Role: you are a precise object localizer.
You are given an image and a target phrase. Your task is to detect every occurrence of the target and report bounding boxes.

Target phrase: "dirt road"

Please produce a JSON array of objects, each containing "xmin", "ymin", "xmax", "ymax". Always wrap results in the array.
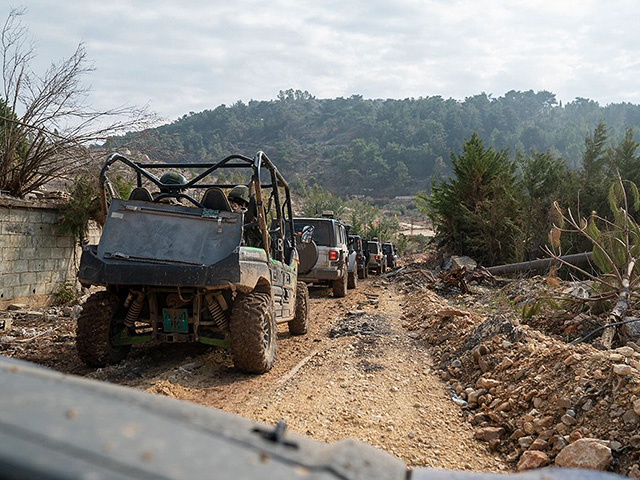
[{"xmin": 2, "ymin": 278, "xmax": 508, "ymax": 472}]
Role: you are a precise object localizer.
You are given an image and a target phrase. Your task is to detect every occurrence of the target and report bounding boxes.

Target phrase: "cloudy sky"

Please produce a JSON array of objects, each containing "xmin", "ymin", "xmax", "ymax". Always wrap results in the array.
[{"xmin": 9, "ymin": 0, "xmax": 640, "ymax": 123}]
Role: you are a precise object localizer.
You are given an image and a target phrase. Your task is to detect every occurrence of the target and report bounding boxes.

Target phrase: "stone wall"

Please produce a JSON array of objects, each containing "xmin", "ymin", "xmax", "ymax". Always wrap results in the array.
[{"xmin": 0, "ymin": 199, "xmax": 99, "ymax": 307}]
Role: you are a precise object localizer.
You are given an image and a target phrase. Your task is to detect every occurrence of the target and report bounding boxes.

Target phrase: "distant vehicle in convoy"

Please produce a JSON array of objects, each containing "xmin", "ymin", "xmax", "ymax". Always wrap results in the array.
[
  {"xmin": 76, "ymin": 151, "xmax": 309, "ymax": 374},
  {"xmin": 382, "ymin": 242, "xmax": 398, "ymax": 269},
  {"xmin": 367, "ymin": 239, "xmax": 386, "ymax": 274},
  {"xmin": 349, "ymin": 234, "xmax": 368, "ymax": 279},
  {"xmin": 293, "ymin": 214, "xmax": 355, "ymax": 297}
]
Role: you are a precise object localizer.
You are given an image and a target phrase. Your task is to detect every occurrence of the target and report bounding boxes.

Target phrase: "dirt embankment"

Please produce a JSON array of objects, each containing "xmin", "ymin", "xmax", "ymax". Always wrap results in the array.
[
  {"xmin": 1, "ymin": 278, "xmax": 508, "ymax": 473},
  {"xmin": 392, "ymin": 264, "xmax": 640, "ymax": 477}
]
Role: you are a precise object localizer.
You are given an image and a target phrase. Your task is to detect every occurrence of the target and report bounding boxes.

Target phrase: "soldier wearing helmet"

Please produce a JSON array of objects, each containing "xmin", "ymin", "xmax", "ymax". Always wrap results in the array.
[
  {"xmin": 159, "ymin": 172, "xmax": 187, "ymax": 192},
  {"xmin": 227, "ymin": 185, "xmax": 250, "ymax": 212},
  {"xmin": 156, "ymin": 171, "xmax": 187, "ymax": 203}
]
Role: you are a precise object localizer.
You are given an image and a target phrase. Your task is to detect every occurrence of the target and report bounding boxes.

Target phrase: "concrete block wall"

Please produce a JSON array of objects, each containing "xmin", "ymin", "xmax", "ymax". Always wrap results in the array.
[{"xmin": 0, "ymin": 200, "xmax": 100, "ymax": 306}]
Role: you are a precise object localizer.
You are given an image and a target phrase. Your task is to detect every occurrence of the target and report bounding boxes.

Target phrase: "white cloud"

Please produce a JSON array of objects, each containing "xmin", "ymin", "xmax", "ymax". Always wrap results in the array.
[{"xmin": 7, "ymin": 0, "xmax": 640, "ymax": 121}]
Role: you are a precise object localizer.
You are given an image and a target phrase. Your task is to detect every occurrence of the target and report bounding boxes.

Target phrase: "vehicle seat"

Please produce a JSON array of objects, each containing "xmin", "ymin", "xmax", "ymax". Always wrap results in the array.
[
  {"xmin": 128, "ymin": 187, "xmax": 153, "ymax": 202},
  {"xmin": 201, "ymin": 187, "xmax": 231, "ymax": 211}
]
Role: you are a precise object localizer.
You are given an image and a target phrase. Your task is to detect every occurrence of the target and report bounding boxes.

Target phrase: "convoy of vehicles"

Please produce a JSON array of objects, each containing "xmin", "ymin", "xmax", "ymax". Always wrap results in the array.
[
  {"xmin": 14, "ymin": 148, "xmax": 590, "ymax": 480},
  {"xmin": 74, "ymin": 150, "xmax": 398, "ymax": 376}
]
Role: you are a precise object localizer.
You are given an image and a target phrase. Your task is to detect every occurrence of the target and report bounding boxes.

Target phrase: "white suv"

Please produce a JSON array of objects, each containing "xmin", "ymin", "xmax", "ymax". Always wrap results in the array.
[{"xmin": 294, "ymin": 216, "xmax": 357, "ymax": 297}]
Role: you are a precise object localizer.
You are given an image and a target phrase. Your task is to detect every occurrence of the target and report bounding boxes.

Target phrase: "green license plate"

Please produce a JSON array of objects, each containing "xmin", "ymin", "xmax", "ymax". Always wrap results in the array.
[{"xmin": 162, "ymin": 308, "xmax": 188, "ymax": 333}]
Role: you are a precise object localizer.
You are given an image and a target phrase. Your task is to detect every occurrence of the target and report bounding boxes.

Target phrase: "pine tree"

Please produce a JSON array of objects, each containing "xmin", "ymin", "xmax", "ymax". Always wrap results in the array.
[{"xmin": 423, "ymin": 133, "xmax": 523, "ymax": 265}]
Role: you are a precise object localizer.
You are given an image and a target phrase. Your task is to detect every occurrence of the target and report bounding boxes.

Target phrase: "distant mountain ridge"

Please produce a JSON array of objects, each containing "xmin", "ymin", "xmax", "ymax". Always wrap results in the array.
[{"xmin": 107, "ymin": 89, "xmax": 640, "ymax": 197}]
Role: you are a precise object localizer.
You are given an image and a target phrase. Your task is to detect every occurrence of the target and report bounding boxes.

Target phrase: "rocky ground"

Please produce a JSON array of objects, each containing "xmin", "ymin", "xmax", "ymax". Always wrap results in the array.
[
  {"xmin": 2, "ymin": 256, "xmax": 640, "ymax": 476},
  {"xmin": 393, "ymin": 256, "xmax": 640, "ymax": 477}
]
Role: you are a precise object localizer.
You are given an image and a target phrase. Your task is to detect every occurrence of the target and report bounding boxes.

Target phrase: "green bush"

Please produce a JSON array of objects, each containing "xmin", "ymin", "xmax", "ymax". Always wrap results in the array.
[
  {"xmin": 57, "ymin": 175, "xmax": 102, "ymax": 246},
  {"xmin": 301, "ymin": 184, "xmax": 345, "ymax": 218},
  {"xmin": 52, "ymin": 282, "xmax": 79, "ymax": 306}
]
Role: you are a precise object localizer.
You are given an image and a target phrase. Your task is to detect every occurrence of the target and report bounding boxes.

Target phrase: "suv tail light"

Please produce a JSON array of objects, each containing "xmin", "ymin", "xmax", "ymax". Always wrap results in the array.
[
  {"xmin": 375, "ymin": 255, "xmax": 380, "ymax": 261},
  {"xmin": 328, "ymin": 250, "xmax": 339, "ymax": 261}
]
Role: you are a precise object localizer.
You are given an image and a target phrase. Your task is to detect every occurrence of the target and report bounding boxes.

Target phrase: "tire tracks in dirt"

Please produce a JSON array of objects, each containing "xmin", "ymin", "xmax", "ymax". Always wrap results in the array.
[{"xmin": 235, "ymin": 279, "xmax": 509, "ymax": 472}]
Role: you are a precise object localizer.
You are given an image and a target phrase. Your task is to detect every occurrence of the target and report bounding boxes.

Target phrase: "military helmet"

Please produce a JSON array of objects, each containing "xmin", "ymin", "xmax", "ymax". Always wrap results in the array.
[
  {"xmin": 228, "ymin": 185, "xmax": 250, "ymax": 205},
  {"xmin": 160, "ymin": 171, "xmax": 187, "ymax": 186}
]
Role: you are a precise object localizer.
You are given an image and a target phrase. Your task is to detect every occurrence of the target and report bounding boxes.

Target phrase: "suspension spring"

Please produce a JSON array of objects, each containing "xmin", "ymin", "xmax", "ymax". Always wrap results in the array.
[
  {"xmin": 205, "ymin": 292, "xmax": 228, "ymax": 329},
  {"xmin": 124, "ymin": 291, "xmax": 145, "ymax": 328}
]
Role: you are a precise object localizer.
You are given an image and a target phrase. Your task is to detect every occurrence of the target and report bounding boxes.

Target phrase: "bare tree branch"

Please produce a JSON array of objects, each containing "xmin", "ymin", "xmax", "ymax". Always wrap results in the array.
[{"xmin": 0, "ymin": 8, "xmax": 158, "ymax": 197}]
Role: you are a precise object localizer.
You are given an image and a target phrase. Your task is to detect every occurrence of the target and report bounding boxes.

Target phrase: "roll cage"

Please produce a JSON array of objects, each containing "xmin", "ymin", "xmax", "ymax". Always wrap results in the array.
[{"xmin": 99, "ymin": 151, "xmax": 297, "ymax": 263}]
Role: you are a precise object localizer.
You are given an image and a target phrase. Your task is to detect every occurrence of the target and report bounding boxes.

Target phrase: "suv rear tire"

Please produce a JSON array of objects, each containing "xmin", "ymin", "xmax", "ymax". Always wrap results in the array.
[
  {"xmin": 288, "ymin": 282, "xmax": 309, "ymax": 335},
  {"xmin": 76, "ymin": 291, "xmax": 131, "ymax": 367},
  {"xmin": 229, "ymin": 291, "xmax": 276, "ymax": 373},
  {"xmin": 332, "ymin": 265, "xmax": 348, "ymax": 298}
]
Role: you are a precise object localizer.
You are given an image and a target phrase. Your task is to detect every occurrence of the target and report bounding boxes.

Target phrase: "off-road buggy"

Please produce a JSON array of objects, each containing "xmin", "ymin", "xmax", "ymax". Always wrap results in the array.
[{"xmin": 76, "ymin": 151, "xmax": 309, "ymax": 373}]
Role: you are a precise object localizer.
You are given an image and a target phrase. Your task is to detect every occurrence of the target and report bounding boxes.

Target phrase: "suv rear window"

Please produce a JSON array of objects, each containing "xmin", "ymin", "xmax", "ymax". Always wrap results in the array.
[
  {"xmin": 367, "ymin": 242, "xmax": 379, "ymax": 253},
  {"xmin": 294, "ymin": 220, "xmax": 333, "ymax": 246},
  {"xmin": 382, "ymin": 244, "xmax": 392, "ymax": 255}
]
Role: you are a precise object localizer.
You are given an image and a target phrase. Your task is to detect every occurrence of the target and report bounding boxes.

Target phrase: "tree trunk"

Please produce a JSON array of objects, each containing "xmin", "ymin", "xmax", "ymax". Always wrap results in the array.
[{"xmin": 486, "ymin": 252, "xmax": 592, "ymax": 276}]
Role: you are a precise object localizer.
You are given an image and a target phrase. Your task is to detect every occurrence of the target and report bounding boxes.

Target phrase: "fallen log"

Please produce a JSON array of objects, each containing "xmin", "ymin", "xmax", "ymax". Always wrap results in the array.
[{"xmin": 486, "ymin": 252, "xmax": 592, "ymax": 276}]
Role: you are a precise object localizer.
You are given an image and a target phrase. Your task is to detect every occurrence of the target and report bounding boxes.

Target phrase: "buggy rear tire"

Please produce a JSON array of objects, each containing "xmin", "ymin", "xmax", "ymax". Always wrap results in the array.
[
  {"xmin": 347, "ymin": 269, "xmax": 357, "ymax": 289},
  {"xmin": 76, "ymin": 291, "xmax": 131, "ymax": 367},
  {"xmin": 332, "ymin": 265, "xmax": 348, "ymax": 298},
  {"xmin": 229, "ymin": 291, "xmax": 276, "ymax": 373},
  {"xmin": 288, "ymin": 282, "xmax": 309, "ymax": 335}
]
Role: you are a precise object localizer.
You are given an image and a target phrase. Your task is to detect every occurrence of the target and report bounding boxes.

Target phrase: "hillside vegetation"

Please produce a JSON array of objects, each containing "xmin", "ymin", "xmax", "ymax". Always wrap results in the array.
[{"xmin": 108, "ymin": 89, "xmax": 640, "ymax": 197}]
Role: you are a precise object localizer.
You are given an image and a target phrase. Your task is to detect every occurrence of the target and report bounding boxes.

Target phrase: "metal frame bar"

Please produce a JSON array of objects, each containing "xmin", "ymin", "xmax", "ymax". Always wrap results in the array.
[{"xmin": 99, "ymin": 150, "xmax": 297, "ymax": 261}]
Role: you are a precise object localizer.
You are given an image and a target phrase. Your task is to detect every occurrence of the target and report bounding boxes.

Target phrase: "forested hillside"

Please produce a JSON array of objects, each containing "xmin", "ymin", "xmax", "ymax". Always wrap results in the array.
[{"xmin": 107, "ymin": 89, "xmax": 640, "ymax": 197}]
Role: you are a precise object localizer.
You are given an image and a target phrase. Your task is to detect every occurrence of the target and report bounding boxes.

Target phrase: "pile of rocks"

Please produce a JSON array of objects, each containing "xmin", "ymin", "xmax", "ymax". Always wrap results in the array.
[{"xmin": 400, "ymin": 282, "xmax": 640, "ymax": 476}]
